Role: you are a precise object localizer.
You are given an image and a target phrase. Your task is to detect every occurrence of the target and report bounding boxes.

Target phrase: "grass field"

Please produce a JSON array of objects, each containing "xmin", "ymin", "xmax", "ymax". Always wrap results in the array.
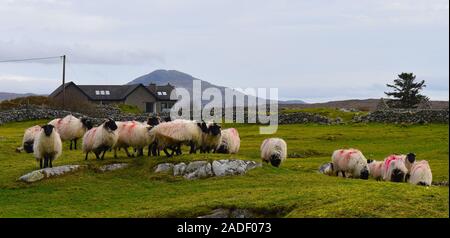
[{"xmin": 0, "ymin": 120, "xmax": 448, "ymax": 218}]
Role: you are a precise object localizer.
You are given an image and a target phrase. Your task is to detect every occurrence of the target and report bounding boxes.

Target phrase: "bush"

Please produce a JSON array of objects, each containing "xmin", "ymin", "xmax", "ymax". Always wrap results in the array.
[
  {"xmin": 0, "ymin": 96, "xmax": 50, "ymax": 111},
  {"xmin": 118, "ymin": 104, "xmax": 142, "ymax": 114}
]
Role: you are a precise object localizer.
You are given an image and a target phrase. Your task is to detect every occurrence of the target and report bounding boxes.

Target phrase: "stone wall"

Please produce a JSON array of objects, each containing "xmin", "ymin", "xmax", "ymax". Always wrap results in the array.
[{"xmin": 353, "ymin": 109, "xmax": 449, "ymax": 124}]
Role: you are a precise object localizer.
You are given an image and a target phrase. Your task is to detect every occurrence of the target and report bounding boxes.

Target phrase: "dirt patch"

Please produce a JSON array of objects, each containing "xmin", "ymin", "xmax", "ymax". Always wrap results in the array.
[
  {"xmin": 317, "ymin": 133, "xmax": 344, "ymax": 141},
  {"xmin": 432, "ymin": 181, "xmax": 449, "ymax": 186},
  {"xmin": 288, "ymin": 149, "xmax": 328, "ymax": 158}
]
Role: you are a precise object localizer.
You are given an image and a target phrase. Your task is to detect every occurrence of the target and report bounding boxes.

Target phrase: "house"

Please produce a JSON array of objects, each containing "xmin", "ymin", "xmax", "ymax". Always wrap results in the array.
[{"xmin": 49, "ymin": 81, "xmax": 177, "ymax": 113}]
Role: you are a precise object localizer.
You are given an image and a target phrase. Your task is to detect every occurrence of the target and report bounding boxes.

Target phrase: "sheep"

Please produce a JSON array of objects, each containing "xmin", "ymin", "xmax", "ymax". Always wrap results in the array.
[
  {"xmin": 200, "ymin": 122, "xmax": 221, "ymax": 153},
  {"xmin": 367, "ymin": 159, "xmax": 383, "ymax": 180},
  {"xmin": 16, "ymin": 125, "xmax": 42, "ymax": 153},
  {"xmin": 147, "ymin": 116, "xmax": 161, "ymax": 156},
  {"xmin": 114, "ymin": 121, "xmax": 153, "ymax": 158},
  {"xmin": 408, "ymin": 160, "xmax": 432, "ymax": 186},
  {"xmin": 33, "ymin": 124, "xmax": 62, "ymax": 168},
  {"xmin": 82, "ymin": 119, "xmax": 118, "ymax": 160},
  {"xmin": 331, "ymin": 149, "xmax": 369, "ymax": 179},
  {"xmin": 216, "ymin": 128, "xmax": 240, "ymax": 154},
  {"xmin": 260, "ymin": 138, "xmax": 287, "ymax": 167},
  {"xmin": 318, "ymin": 162, "xmax": 334, "ymax": 176},
  {"xmin": 381, "ymin": 154, "xmax": 410, "ymax": 182},
  {"xmin": 149, "ymin": 119, "xmax": 208, "ymax": 157},
  {"xmin": 49, "ymin": 115, "xmax": 93, "ymax": 150}
]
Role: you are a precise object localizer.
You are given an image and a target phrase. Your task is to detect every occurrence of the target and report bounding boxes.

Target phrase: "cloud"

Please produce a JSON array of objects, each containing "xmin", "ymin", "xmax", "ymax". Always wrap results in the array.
[{"xmin": 0, "ymin": 74, "xmax": 60, "ymax": 94}]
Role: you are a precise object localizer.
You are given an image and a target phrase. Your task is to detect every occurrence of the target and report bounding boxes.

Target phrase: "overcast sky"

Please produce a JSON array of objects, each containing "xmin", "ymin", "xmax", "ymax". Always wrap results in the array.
[{"xmin": 0, "ymin": 0, "xmax": 448, "ymax": 102}]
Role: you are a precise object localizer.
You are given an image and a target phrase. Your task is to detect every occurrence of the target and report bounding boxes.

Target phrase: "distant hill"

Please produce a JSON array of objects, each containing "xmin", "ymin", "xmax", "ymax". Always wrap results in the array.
[
  {"xmin": 280, "ymin": 99, "xmax": 307, "ymax": 104},
  {"xmin": 280, "ymin": 98, "xmax": 449, "ymax": 111},
  {"xmin": 128, "ymin": 69, "xmax": 268, "ymax": 106},
  {"xmin": 0, "ymin": 92, "xmax": 36, "ymax": 101}
]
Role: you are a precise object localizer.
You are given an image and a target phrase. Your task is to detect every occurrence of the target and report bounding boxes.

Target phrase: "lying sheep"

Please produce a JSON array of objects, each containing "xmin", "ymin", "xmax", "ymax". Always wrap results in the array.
[
  {"xmin": 82, "ymin": 119, "xmax": 118, "ymax": 160},
  {"xmin": 408, "ymin": 160, "xmax": 432, "ymax": 186},
  {"xmin": 114, "ymin": 121, "xmax": 153, "ymax": 157},
  {"xmin": 318, "ymin": 162, "xmax": 334, "ymax": 176},
  {"xmin": 16, "ymin": 125, "xmax": 42, "ymax": 153},
  {"xmin": 33, "ymin": 124, "xmax": 62, "ymax": 168},
  {"xmin": 381, "ymin": 154, "xmax": 409, "ymax": 182},
  {"xmin": 49, "ymin": 115, "xmax": 93, "ymax": 150},
  {"xmin": 260, "ymin": 138, "xmax": 287, "ymax": 167},
  {"xmin": 367, "ymin": 160, "xmax": 383, "ymax": 180},
  {"xmin": 200, "ymin": 122, "xmax": 221, "ymax": 153},
  {"xmin": 149, "ymin": 119, "xmax": 207, "ymax": 157},
  {"xmin": 216, "ymin": 128, "xmax": 240, "ymax": 154},
  {"xmin": 331, "ymin": 149, "xmax": 369, "ymax": 179}
]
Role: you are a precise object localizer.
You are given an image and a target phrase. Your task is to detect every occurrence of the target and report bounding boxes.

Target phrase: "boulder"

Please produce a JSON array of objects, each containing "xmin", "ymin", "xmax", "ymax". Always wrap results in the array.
[
  {"xmin": 97, "ymin": 163, "xmax": 129, "ymax": 172},
  {"xmin": 154, "ymin": 163, "xmax": 174, "ymax": 173},
  {"xmin": 184, "ymin": 161, "xmax": 213, "ymax": 180},
  {"xmin": 18, "ymin": 165, "xmax": 83, "ymax": 183},
  {"xmin": 173, "ymin": 162, "xmax": 187, "ymax": 176},
  {"xmin": 212, "ymin": 159, "xmax": 261, "ymax": 177}
]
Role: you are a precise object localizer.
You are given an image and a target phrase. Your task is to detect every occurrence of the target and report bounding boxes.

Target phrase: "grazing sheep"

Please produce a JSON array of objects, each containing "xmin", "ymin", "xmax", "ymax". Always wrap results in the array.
[
  {"xmin": 260, "ymin": 138, "xmax": 287, "ymax": 167},
  {"xmin": 381, "ymin": 154, "xmax": 409, "ymax": 182},
  {"xmin": 408, "ymin": 160, "xmax": 432, "ymax": 186},
  {"xmin": 114, "ymin": 121, "xmax": 153, "ymax": 157},
  {"xmin": 319, "ymin": 162, "xmax": 334, "ymax": 176},
  {"xmin": 216, "ymin": 128, "xmax": 240, "ymax": 154},
  {"xmin": 331, "ymin": 149, "xmax": 369, "ymax": 179},
  {"xmin": 16, "ymin": 125, "xmax": 42, "ymax": 153},
  {"xmin": 367, "ymin": 160, "xmax": 383, "ymax": 180},
  {"xmin": 49, "ymin": 115, "xmax": 93, "ymax": 150},
  {"xmin": 82, "ymin": 119, "xmax": 118, "ymax": 160},
  {"xmin": 200, "ymin": 122, "xmax": 221, "ymax": 153},
  {"xmin": 33, "ymin": 124, "xmax": 62, "ymax": 168},
  {"xmin": 149, "ymin": 119, "xmax": 207, "ymax": 157}
]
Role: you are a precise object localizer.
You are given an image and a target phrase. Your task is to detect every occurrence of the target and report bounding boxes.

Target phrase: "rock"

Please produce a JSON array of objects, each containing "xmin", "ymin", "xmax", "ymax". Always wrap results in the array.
[
  {"xmin": 154, "ymin": 163, "xmax": 174, "ymax": 173},
  {"xmin": 173, "ymin": 162, "xmax": 187, "ymax": 176},
  {"xmin": 18, "ymin": 165, "xmax": 83, "ymax": 183},
  {"xmin": 184, "ymin": 161, "xmax": 213, "ymax": 180},
  {"xmin": 98, "ymin": 163, "xmax": 129, "ymax": 172},
  {"xmin": 198, "ymin": 208, "xmax": 256, "ymax": 218},
  {"xmin": 198, "ymin": 209, "xmax": 230, "ymax": 218},
  {"xmin": 212, "ymin": 159, "xmax": 261, "ymax": 177}
]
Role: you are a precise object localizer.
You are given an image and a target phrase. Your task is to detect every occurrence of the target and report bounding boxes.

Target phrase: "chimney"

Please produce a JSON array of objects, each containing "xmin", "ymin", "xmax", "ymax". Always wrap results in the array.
[{"xmin": 148, "ymin": 83, "xmax": 156, "ymax": 93}]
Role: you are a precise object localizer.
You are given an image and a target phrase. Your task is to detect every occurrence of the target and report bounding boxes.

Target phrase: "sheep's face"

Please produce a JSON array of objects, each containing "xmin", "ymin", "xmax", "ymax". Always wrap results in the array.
[
  {"xmin": 41, "ymin": 124, "xmax": 55, "ymax": 137},
  {"xmin": 390, "ymin": 160, "xmax": 407, "ymax": 182},
  {"xmin": 81, "ymin": 117, "xmax": 93, "ymax": 130},
  {"xmin": 354, "ymin": 160, "xmax": 369, "ymax": 180},
  {"xmin": 406, "ymin": 153, "xmax": 416, "ymax": 164},
  {"xmin": 208, "ymin": 123, "xmax": 221, "ymax": 136},
  {"xmin": 147, "ymin": 117, "xmax": 160, "ymax": 126},
  {"xmin": 270, "ymin": 154, "xmax": 282, "ymax": 167},
  {"xmin": 105, "ymin": 119, "xmax": 118, "ymax": 131},
  {"xmin": 197, "ymin": 122, "xmax": 208, "ymax": 133}
]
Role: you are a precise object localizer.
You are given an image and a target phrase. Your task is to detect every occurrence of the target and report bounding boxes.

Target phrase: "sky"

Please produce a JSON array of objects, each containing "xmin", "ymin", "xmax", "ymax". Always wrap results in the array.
[{"xmin": 0, "ymin": 0, "xmax": 448, "ymax": 103}]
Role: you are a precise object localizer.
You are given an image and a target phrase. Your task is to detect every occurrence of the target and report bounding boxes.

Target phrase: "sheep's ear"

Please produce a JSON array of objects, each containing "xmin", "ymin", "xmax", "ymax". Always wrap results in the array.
[{"xmin": 367, "ymin": 159, "xmax": 373, "ymax": 164}]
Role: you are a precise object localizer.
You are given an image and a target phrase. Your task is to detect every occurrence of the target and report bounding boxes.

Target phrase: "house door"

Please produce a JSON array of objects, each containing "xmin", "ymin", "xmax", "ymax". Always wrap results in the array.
[{"xmin": 146, "ymin": 102, "xmax": 154, "ymax": 113}]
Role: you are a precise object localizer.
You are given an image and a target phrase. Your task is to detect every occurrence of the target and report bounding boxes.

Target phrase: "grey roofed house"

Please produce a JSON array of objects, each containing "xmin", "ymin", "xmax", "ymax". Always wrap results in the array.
[{"xmin": 49, "ymin": 81, "xmax": 177, "ymax": 113}]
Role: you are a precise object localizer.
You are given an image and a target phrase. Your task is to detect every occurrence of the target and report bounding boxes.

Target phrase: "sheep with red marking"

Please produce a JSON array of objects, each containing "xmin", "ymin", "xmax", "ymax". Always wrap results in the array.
[
  {"xmin": 16, "ymin": 125, "xmax": 42, "ymax": 153},
  {"xmin": 33, "ymin": 124, "xmax": 62, "ymax": 168},
  {"xmin": 113, "ymin": 121, "xmax": 154, "ymax": 157},
  {"xmin": 331, "ymin": 149, "xmax": 369, "ymax": 179},
  {"xmin": 381, "ymin": 153, "xmax": 416, "ymax": 182},
  {"xmin": 260, "ymin": 138, "xmax": 287, "ymax": 167},
  {"xmin": 49, "ymin": 115, "xmax": 93, "ymax": 150},
  {"xmin": 216, "ymin": 128, "xmax": 240, "ymax": 154},
  {"xmin": 82, "ymin": 119, "xmax": 118, "ymax": 160},
  {"xmin": 408, "ymin": 160, "xmax": 432, "ymax": 186}
]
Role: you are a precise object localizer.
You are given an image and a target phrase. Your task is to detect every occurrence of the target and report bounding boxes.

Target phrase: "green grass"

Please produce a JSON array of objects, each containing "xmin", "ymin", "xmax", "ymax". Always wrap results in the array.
[
  {"xmin": 118, "ymin": 104, "xmax": 142, "ymax": 114},
  {"xmin": 0, "ymin": 120, "xmax": 448, "ymax": 217},
  {"xmin": 280, "ymin": 107, "xmax": 369, "ymax": 122}
]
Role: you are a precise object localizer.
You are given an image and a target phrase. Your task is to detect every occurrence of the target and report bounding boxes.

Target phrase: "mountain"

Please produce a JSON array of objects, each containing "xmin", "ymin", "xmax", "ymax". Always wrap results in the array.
[
  {"xmin": 0, "ymin": 92, "xmax": 36, "ymax": 101},
  {"xmin": 128, "ymin": 69, "xmax": 271, "ymax": 106},
  {"xmin": 279, "ymin": 99, "xmax": 308, "ymax": 104}
]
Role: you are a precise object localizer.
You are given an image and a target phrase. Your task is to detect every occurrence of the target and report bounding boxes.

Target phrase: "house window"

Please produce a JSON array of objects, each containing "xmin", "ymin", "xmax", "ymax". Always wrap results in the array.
[
  {"xmin": 157, "ymin": 92, "xmax": 162, "ymax": 95},
  {"xmin": 161, "ymin": 103, "xmax": 167, "ymax": 109},
  {"xmin": 105, "ymin": 90, "xmax": 110, "ymax": 95},
  {"xmin": 100, "ymin": 90, "xmax": 105, "ymax": 95},
  {"xmin": 162, "ymin": 92, "xmax": 167, "ymax": 95},
  {"xmin": 95, "ymin": 90, "xmax": 100, "ymax": 95}
]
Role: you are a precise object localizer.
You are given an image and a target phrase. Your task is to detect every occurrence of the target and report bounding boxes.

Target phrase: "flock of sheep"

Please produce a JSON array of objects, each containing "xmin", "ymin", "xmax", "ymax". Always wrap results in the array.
[
  {"xmin": 16, "ymin": 114, "xmax": 432, "ymax": 186},
  {"xmin": 319, "ymin": 148, "xmax": 433, "ymax": 186}
]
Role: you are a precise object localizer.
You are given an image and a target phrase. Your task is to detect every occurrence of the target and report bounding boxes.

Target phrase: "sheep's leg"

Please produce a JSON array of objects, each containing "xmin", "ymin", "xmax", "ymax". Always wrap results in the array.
[
  {"xmin": 189, "ymin": 142, "xmax": 196, "ymax": 154},
  {"xmin": 39, "ymin": 159, "xmax": 43, "ymax": 169},
  {"xmin": 49, "ymin": 158, "xmax": 53, "ymax": 168},
  {"xmin": 341, "ymin": 171, "xmax": 346, "ymax": 178},
  {"xmin": 43, "ymin": 156, "xmax": 48, "ymax": 168},
  {"xmin": 74, "ymin": 139, "xmax": 78, "ymax": 150},
  {"xmin": 94, "ymin": 152, "xmax": 100, "ymax": 160},
  {"xmin": 85, "ymin": 152, "xmax": 89, "ymax": 160},
  {"xmin": 124, "ymin": 147, "xmax": 132, "ymax": 157},
  {"xmin": 114, "ymin": 148, "xmax": 118, "ymax": 158},
  {"xmin": 101, "ymin": 148, "xmax": 107, "ymax": 160},
  {"xmin": 138, "ymin": 148, "xmax": 143, "ymax": 157},
  {"xmin": 163, "ymin": 148, "xmax": 172, "ymax": 157}
]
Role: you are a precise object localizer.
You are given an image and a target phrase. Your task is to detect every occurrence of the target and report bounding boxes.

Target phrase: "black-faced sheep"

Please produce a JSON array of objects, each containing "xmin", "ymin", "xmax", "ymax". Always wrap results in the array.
[
  {"xmin": 200, "ymin": 122, "xmax": 221, "ymax": 153},
  {"xmin": 331, "ymin": 149, "xmax": 369, "ymax": 179},
  {"xmin": 216, "ymin": 128, "xmax": 240, "ymax": 154},
  {"xmin": 49, "ymin": 115, "xmax": 93, "ymax": 150},
  {"xmin": 408, "ymin": 160, "xmax": 432, "ymax": 186},
  {"xmin": 82, "ymin": 119, "xmax": 118, "ymax": 160},
  {"xmin": 381, "ymin": 153, "xmax": 415, "ymax": 182},
  {"xmin": 33, "ymin": 124, "xmax": 62, "ymax": 168},
  {"xmin": 260, "ymin": 138, "xmax": 287, "ymax": 167}
]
